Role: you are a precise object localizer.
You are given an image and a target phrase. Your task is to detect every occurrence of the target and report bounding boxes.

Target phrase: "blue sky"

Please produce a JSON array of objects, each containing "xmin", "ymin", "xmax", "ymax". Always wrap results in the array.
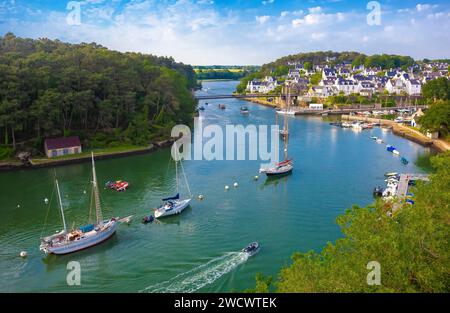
[{"xmin": 0, "ymin": 0, "xmax": 449, "ymax": 64}]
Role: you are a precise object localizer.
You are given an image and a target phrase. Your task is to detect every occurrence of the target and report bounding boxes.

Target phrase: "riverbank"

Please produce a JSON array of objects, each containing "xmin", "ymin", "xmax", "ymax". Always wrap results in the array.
[
  {"xmin": 0, "ymin": 140, "xmax": 174, "ymax": 171},
  {"xmin": 341, "ymin": 115, "xmax": 449, "ymax": 152},
  {"xmin": 242, "ymin": 97, "xmax": 278, "ymax": 108}
]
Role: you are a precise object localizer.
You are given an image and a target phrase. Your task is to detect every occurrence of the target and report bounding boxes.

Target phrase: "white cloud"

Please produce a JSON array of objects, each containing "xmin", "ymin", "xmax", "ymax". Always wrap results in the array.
[
  {"xmin": 311, "ymin": 32, "xmax": 326, "ymax": 40},
  {"xmin": 416, "ymin": 4, "xmax": 438, "ymax": 12},
  {"xmin": 262, "ymin": 0, "xmax": 275, "ymax": 5},
  {"xmin": 308, "ymin": 6, "xmax": 322, "ymax": 14},
  {"xmin": 256, "ymin": 15, "xmax": 270, "ymax": 24}
]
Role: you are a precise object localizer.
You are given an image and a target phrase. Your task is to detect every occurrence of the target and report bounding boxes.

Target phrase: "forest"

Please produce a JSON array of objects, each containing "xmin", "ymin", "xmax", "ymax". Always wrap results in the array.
[{"xmin": 0, "ymin": 33, "xmax": 198, "ymax": 159}]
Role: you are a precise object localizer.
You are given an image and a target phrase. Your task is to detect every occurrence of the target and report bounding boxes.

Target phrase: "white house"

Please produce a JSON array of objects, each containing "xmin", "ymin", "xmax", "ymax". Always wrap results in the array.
[
  {"xmin": 322, "ymin": 68, "xmax": 337, "ymax": 80},
  {"xmin": 410, "ymin": 109, "xmax": 424, "ymax": 127},
  {"xmin": 335, "ymin": 78, "xmax": 359, "ymax": 95},
  {"xmin": 406, "ymin": 79, "xmax": 422, "ymax": 95},
  {"xmin": 309, "ymin": 103, "xmax": 323, "ymax": 110},
  {"xmin": 385, "ymin": 78, "xmax": 406, "ymax": 94},
  {"xmin": 246, "ymin": 77, "xmax": 278, "ymax": 93}
]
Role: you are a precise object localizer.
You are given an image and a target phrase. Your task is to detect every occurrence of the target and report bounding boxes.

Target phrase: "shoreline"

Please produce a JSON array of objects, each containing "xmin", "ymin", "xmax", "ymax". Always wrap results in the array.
[
  {"xmin": 341, "ymin": 115, "xmax": 449, "ymax": 152},
  {"xmin": 0, "ymin": 140, "xmax": 174, "ymax": 172},
  {"xmin": 242, "ymin": 97, "xmax": 278, "ymax": 108}
]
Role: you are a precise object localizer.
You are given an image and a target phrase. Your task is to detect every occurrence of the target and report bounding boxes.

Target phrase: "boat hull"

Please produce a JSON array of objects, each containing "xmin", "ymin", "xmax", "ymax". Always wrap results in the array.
[
  {"xmin": 42, "ymin": 222, "xmax": 117, "ymax": 255},
  {"xmin": 276, "ymin": 110, "xmax": 295, "ymax": 115},
  {"xmin": 155, "ymin": 199, "xmax": 191, "ymax": 218},
  {"xmin": 265, "ymin": 165, "xmax": 293, "ymax": 176}
]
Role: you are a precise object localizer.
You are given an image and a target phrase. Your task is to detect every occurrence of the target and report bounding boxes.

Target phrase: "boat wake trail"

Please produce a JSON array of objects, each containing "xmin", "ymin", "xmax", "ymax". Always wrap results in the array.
[{"xmin": 140, "ymin": 252, "xmax": 249, "ymax": 293}]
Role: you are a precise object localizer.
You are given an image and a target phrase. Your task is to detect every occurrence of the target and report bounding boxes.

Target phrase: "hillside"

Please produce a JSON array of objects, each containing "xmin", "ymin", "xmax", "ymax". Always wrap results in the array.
[{"xmin": 0, "ymin": 33, "xmax": 198, "ymax": 158}]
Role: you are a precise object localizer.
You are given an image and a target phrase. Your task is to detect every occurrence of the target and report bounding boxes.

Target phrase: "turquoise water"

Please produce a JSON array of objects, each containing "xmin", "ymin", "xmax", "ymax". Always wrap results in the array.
[{"xmin": 0, "ymin": 81, "xmax": 431, "ymax": 292}]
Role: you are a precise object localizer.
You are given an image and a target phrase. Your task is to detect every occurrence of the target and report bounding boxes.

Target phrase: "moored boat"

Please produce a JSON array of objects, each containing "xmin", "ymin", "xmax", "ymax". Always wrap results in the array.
[
  {"xmin": 40, "ymin": 153, "xmax": 119, "ymax": 255},
  {"xmin": 153, "ymin": 143, "xmax": 192, "ymax": 219},
  {"xmin": 240, "ymin": 106, "xmax": 249, "ymax": 114}
]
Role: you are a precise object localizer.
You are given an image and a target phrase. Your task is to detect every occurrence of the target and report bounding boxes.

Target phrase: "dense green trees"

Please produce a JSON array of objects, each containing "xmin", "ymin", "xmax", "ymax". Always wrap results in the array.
[
  {"xmin": 251, "ymin": 152, "xmax": 450, "ymax": 293},
  {"xmin": 418, "ymin": 100, "xmax": 450, "ymax": 138},
  {"xmin": 352, "ymin": 54, "xmax": 415, "ymax": 70},
  {"xmin": 422, "ymin": 77, "xmax": 450, "ymax": 102},
  {"xmin": 0, "ymin": 33, "xmax": 198, "ymax": 157}
]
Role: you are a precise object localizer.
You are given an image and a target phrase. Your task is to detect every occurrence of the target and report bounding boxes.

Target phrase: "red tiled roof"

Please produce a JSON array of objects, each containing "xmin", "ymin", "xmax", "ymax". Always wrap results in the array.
[{"xmin": 45, "ymin": 136, "xmax": 81, "ymax": 150}]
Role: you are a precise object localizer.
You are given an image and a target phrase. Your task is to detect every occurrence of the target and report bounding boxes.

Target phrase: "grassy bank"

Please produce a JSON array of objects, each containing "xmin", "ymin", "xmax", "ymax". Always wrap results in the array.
[{"xmin": 30, "ymin": 145, "xmax": 151, "ymax": 165}]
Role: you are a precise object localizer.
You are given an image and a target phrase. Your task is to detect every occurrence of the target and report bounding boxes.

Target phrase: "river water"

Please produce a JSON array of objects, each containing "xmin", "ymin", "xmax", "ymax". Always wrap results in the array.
[{"xmin": 0, "ymin": 80, "xmax": 431, "ymax": 292}]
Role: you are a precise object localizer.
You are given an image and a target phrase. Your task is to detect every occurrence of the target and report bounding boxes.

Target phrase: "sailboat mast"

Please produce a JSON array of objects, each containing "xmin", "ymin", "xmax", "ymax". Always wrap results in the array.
[
  {"xmin": 91, "ymin": 152, "xmax": 103, "ymax": 225},
  {"xmin": 284, "ymin": 83, "xmax": 289, "ymax": 160},
  {"xmin": 55, "ymin": 179, "xmax": 67, "ymax": 233}
]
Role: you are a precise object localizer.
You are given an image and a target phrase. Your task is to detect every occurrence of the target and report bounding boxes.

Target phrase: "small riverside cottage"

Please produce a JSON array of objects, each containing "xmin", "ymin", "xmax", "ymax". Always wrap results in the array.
[{"xmin": 44, "ymin": 136, "xmax": 82, "ymax": 158}]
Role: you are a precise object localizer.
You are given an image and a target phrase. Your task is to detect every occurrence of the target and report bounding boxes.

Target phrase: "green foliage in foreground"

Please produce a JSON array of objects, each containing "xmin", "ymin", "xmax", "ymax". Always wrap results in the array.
[{"xmin": 250, "ymin": 153, "xmax": 450, "ymax": 293}]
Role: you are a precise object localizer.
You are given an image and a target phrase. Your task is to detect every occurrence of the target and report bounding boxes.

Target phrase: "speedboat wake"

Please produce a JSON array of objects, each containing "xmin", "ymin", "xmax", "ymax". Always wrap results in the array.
[{"xmin": 140, "ymin": 252, "xmax": 249, "ymax": 293}]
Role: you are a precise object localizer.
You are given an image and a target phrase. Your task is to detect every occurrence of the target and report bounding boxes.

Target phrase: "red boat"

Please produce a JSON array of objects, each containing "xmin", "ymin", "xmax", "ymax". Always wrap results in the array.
[{"xmin": 106, "ymin": 180, "xmax": 129, "ymax": 192}]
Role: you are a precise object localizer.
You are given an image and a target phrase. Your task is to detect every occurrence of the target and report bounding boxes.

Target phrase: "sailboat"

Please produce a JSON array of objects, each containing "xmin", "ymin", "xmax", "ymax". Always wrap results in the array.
[
  {"xmin": 40, "ymin": 153, "xmax": 118, "ymax": 255},
  {"xmin": 260, "ymin": 84, "xmax": 294, "ymax": 177},
  {"xmin": 154, "ymin": 144, "xmax": 192, "ymax": 218},
  {"xmin": 279, "ymin": 85, "xmax": 290, "ymax": 140},
  {"xmin": 276, "ymin": 90, "xmax": 296, "ymax": 116}
]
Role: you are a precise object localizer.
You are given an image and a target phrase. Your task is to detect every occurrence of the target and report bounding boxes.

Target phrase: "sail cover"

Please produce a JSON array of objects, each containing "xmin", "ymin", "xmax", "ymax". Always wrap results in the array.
[{"xmin": 162, "ymin": 193, "xmax": 180, "ymax": 201}]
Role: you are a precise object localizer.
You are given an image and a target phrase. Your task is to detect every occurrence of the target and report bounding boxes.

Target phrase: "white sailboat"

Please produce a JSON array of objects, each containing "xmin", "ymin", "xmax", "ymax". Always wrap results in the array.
[
  {"xmin": 154, "ymin": 144, "xmax": 192, "ymax": 218},
  {"xmin": 40, "ymin": 153, "xmax": 118, "ymax": 255},
  {"xmin": 260, "ymin": 84, "xmax": 294, "ymax": 177}
]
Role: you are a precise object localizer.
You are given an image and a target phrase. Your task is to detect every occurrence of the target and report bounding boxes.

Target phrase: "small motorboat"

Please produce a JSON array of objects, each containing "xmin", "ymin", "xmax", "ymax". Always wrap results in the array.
[
  {"xmin": 242, "ymin": 242, "xmax": 260, "ymax": 256},
  {"xmin": 373, "ymin": 186, "xmax": 384, "ymax": 197},
  {"xmin": 329, "ymin": 122, "xmax": 342, "ymax": 127},
  {"xmin": 240, "ymin": 106, "xmax": 249, "ymax": 114},
  {"xmin": 142, "ymin": 215, "xmax": 155, "ymax": 224},
  {"xmin": 392, "ymin": 149, "xmax": 400, "ymax": 156},
  {"xmin": 370, "ymin": 136, "xmax": 378, "ymax": 140},
  {"xmin": 401, "ymin": 157, "xmax": 409, "ymax": 165},
  {"xmin": 376, "ymin": 138, "xmax": 383, "ymax": 144},
  {"xmin": 385, "ymin": 172, "xmax": 398, "ymax": 177},
  {"xmin": 198, "ymin": 106, "xmax": 205, "ymax": 111},
  {"xmin": 219, "ymin": 104, "xmax": 226, "ymax": 110},
  {"xmin": 386, "ymin": 145, "xmax": 396, "ymax": 152},
  {"xmin": 106, "ymin": 180, "xmax": 129, "ymax": 192},
  {"xmin": 205, "ymin": 102, "xmax": 209, "ymax": 106}
]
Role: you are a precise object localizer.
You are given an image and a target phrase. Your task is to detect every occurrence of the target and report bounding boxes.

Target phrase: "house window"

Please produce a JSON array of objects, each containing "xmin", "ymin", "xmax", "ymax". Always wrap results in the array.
[
  {"xmin": 52, "ymin": 150, "xmax": 57, "ymax": 157},
  {"xmin": 63, "ymin": 149, "xmax": 69, "ymax": 155}
]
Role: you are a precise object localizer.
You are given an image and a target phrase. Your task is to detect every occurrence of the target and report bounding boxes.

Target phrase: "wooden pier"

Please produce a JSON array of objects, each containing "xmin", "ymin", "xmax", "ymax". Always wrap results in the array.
[{"xmin": 393, "ymin": 173, "xmax": 429, "ymax": 212}]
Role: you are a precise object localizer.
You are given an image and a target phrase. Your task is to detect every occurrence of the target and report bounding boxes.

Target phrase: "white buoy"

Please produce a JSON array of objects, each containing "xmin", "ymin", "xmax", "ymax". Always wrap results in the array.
[
  {"xmin": 19, "ymin": 251, "xmax": 27, "ymax": 258},
  {"xmin": 83, "ymin": 190, "xmax": 87, "ymax": 194},
  {"xmin": 233, "ymin": 182, "xmax": 239, "ymax": 188},
  {"xmin": 198, "ymin": 194, "xmax": 204, "ymax": 200},
  {"xmin": 17, "ymin": 204, "xmax": 20, "ymax": 208},
  {"xmin": 44, "ymin": 198, "xmax": 49, "ymax": 204},
  {"xmin": 225, "ymin": 185, "xmax": 230, "ymax": 190},
  {"xmin": 254, "ymin": 175, "xmax": 259, "ymax": 180}
]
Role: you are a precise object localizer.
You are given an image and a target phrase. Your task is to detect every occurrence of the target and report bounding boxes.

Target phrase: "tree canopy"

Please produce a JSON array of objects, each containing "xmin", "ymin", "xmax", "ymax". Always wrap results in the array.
[
  {"xmin": 0, "ymin": 33, "xmax": 198, "ymax": 156},
  {"xmin": 422, "ymin": 77, "xmax": 450, "ymax": 102}
]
